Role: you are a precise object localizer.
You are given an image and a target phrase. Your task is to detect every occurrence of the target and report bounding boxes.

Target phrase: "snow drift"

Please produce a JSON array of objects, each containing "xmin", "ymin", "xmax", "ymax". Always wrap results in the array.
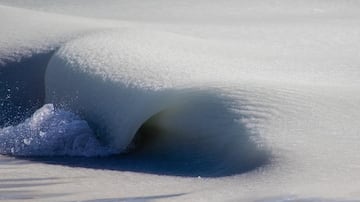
[
  {"xmin": 45, "ymin": 30, "xmax": 271, "ymax": 175},
  {"xmin": 1, "ymin": 0, "xmax": 360, "ymax": 201}
]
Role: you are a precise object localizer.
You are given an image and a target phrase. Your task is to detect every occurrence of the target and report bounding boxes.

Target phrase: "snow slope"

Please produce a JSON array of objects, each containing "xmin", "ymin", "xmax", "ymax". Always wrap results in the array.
[{"xmin": 0, "ymin": 1, "xmax": 360, "ymax": 201}]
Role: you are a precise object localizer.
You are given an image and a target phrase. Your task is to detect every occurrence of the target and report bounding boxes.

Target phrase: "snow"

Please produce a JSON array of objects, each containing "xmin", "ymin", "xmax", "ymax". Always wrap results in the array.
[
  {"xmin": 0, "ymin": 104, "xmax": 115, "ymax": 156},
  {"xmin": 0, "ymin": 0, "xmax": 360, "ymax": 201}
]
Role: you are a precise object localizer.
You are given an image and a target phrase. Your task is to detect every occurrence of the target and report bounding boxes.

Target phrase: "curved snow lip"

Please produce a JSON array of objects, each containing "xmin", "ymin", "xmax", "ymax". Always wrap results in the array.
[
  {"xmin": 0, "ymin": 34, "xmax": 272, "ymax": 177},
  {"xmin": 41, "ymin": 29, "xmax": 272, "ymax": 177},
  {"xmin": 44, "ymin": 73, "xmax": 271, "ymax": 176}
]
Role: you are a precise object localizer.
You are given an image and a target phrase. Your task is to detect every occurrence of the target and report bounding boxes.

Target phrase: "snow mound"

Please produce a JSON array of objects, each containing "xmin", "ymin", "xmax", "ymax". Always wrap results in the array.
[{"xmin": 45, "ymin": 29, "xmax": 271, "ymax": 174}]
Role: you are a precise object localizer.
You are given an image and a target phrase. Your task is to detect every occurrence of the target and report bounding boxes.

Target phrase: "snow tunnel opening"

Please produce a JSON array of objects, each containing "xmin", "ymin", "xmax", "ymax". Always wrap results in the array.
[
  {"xmin": 125, "ymin": 110, "xmax": 166, "ymax": 154},
  {"xmin": 121, "ymin": 98, "xmax": 271, "ymax": 177}
]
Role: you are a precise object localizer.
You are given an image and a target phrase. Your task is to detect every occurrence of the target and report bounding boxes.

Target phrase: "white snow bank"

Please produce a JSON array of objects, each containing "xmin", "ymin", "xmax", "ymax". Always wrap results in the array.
[
  {"xmin": 1, "ymin": 0, "xmax": 360, "ymax": 200},
  {"xmin": 44, "ymin": 30, "xmax": 265, "ymax": 146},
  {"xmin": 45, "ymin": 29, "xmax": 271, "ymax": 173}
]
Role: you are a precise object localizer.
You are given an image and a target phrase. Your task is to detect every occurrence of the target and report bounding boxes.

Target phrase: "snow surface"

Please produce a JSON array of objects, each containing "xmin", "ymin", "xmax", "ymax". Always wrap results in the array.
[{"xmin": 0, "ymin": 0, "xmax": 360, "ymax": 202}]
